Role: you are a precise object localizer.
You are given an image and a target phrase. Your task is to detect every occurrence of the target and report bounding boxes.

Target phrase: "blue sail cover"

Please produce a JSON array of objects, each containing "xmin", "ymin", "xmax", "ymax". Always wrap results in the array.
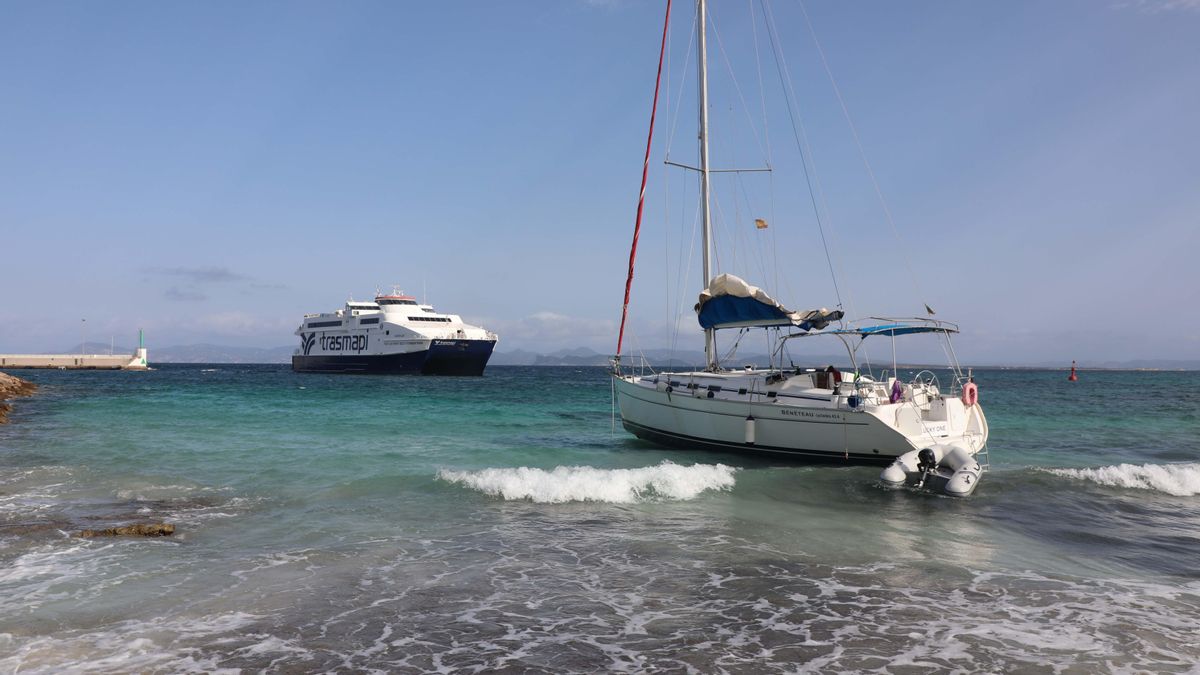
[
  {"xmin": 698, "ymin": 294, "xmax": 793, "ymax": 328},
  {"xmin": 695, "ymin": 274, "xmax": 843, "ymax": 331}
]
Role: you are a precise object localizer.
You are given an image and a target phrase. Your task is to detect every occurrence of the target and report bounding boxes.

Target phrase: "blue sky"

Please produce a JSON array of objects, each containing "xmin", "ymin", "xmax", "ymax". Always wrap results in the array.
[{"xmin": 1, "ymin": 1, "xmax": 1197, "ymax": 364}]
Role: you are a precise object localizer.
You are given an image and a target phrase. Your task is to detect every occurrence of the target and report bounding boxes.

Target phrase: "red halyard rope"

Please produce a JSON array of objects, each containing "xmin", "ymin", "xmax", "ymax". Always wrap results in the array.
[{"xmin": 617, "ymin": 0, "xmax": 672, "ymax": 359}]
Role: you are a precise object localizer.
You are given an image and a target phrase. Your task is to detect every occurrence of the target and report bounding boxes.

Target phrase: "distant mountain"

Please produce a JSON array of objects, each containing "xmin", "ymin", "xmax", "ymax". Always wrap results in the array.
[
  {"xmin": 62, "ymin": 342, "xmax": 135, "ymax": 355},
  {"xmin": 491, "ymin": 347, "xmax": 853, "ymax": 369},
  {"xmin": 151, "ymin": 344, "xmax": 294, "ymax": 364},
  {"xmin": 1015, "ymin": 358, "xmax": 1200, "ymax": 371},
  {"xmin": 488, "ymin": 349, "xmax": 541, "ymax": 366},
  {"xmin": 534, "ymin": 348, "xmax": 612, "ymax": 367}
]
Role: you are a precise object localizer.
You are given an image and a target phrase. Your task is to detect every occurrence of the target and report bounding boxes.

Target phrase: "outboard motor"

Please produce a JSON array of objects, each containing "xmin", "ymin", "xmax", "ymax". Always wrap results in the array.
[
  {"xmin": 915, "ymin": 447, "xmax": 938, "ymax": 488},
  {"xmin": 917, "ymin": 448, "xmax": 937, "ymax": 473},
  {"xmin": 880, "ymin": 447, "xmax": 940, "ymax": 488}
]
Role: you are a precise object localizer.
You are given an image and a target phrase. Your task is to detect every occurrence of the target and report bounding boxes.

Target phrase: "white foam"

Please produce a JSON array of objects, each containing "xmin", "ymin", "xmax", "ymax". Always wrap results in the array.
[
  {"xmin": 1048, "ymin": 462, "xmax": 1200, "ymax": 497},
  {"xmin": 437, "ymin": 461, "xmax": 736, "ymax": 503},
  {"xmin": 114, "ymin": 483, "xmax": 228, "ymax": 501},
  {"xmin": 0, "ymin": 612, "xmax": 259, "ymax": 674}
]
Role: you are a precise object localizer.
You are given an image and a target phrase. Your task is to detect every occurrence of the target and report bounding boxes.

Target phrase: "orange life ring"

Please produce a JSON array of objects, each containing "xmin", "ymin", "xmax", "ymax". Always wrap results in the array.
[{"xmin": 961, "ymin": 382, "xmax": 978, "ymax": 407}]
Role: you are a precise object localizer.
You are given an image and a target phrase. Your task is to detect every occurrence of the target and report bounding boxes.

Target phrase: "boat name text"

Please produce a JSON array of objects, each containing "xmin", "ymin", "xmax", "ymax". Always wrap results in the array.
[
  {"xmin": 779, "ymin": 409, "xmax": 843, "ymax": 421},
  {"xmin": 320, "ymin": 334, "xmax": 368, "ymax": 353}
]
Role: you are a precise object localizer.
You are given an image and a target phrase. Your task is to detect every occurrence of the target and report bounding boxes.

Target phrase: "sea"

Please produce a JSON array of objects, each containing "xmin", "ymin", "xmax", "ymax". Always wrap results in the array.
[{"xmin": 1, "ymin": 365, "xmax": 1197, "ymax": 673}]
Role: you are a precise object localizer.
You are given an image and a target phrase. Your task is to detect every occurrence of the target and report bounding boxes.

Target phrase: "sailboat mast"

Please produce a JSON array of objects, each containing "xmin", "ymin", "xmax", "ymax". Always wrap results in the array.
[{"xmin": 697, "ymin": 0, "xmax": 716, "ymax": 370}]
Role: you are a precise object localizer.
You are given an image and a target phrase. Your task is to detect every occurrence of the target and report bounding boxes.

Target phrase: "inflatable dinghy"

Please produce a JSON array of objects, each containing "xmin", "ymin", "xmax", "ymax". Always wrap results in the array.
[{"xmin": 880, "ymin": 443, "xmax": 983, "ymax": 497}]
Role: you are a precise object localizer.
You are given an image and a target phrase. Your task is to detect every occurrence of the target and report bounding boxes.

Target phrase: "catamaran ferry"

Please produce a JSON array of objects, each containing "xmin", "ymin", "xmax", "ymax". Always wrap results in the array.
[{"xmin": 292, "ymin": 290, "xmax": 497, "ymax": 375}]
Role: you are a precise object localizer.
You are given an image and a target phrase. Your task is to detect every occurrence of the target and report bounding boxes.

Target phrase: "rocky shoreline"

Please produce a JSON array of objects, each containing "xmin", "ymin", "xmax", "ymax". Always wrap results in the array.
[{"xmin": 0, "ymin": 371, "xmax": 37, "ymax": 424}]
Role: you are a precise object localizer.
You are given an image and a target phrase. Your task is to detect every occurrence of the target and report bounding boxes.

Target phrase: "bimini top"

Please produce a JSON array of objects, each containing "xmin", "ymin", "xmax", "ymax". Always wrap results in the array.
[
  {"xmin": 826, "ymin": 321, "xmax": 959, "ymax": 339},
  {"xmin": 695, "ymin": 274, "xmax": 843, "ymax": 331}
]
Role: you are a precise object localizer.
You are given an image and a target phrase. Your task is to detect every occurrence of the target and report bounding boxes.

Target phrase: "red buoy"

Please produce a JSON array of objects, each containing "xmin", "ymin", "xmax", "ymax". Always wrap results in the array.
[{"xmin": 1068, "ymin": 360, "xmax": 1078, "ymax": 382}]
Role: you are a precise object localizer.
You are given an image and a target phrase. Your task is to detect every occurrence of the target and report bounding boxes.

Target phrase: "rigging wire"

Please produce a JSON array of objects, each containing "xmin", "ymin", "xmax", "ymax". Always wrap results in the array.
[
  {"xmin": 663, "ymin": 10, "xmax": 673, "ymax": 365},
  {"xmin": 661, "ymin": 3, "xmax": 698, "ymax": 365},
  {"xmin": 708, "ymin": 15, "xmax": 770, "ymax": 163},
  {"xmin": 757, "ymin": 0, "xmax": 845, "ymax": 315},
  {"xmin": 664, "ymin": 15, "xmax": 697, "ymax": 166},
  {"xmin": 616, "ymin": 0, "xmax": 673, "ymax": 359},
  {"xmin": 794, "ymin": 0, "xmax": 929, "ymax": 314},
  {"xmin": 748, "ymin": 0, "xmax": 781, "ymax": 296},
  {"xmin": 708, "ymin": 9, "xmax": 778, "ymax": 296},
  {"xmin": 670, "ymin": 190, "xmax": 701, "ymax": 360}
]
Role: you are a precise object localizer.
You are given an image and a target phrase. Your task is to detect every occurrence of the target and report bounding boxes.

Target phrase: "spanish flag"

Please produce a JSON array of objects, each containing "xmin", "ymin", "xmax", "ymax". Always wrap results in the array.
[{"xmin": 754, "ymin": 218, "xmax": 768, "ymax": 229}]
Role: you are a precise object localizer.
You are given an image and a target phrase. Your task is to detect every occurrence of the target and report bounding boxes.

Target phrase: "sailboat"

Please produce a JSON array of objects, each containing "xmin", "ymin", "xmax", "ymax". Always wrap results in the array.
[{"xmin": 611, "ymin": 0, "xmax": 989, "ymax": 489}]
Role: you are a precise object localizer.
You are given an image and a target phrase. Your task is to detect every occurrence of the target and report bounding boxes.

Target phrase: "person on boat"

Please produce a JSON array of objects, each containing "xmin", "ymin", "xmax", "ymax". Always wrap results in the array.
[{"xmin": 826, "ymin": 365, "xmax": 842, "ymax": 384}]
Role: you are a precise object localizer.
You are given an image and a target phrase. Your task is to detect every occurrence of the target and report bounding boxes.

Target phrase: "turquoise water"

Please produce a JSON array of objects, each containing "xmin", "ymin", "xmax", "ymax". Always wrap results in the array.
[{"xmin": 2, "ymin": 365, "xmax": 1198, "ymax": 672}]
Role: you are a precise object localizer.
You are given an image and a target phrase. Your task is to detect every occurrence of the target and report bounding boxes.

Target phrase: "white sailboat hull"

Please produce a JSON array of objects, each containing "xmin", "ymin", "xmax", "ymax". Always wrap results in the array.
[{"xmin": 614, "ymin": 372, "xmax": 988, "ymax": 465}]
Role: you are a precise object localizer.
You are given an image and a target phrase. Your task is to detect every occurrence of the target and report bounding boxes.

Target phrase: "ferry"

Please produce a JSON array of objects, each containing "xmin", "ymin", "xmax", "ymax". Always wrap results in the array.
[{"xmin": 291, "ymin": 290, "xmax": 498, "ymax": 375}]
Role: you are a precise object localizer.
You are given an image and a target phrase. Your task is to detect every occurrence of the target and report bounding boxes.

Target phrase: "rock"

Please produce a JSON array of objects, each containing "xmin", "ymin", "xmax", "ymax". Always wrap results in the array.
[
  {"xmin": 0, "ymin": 372, "xmax": 37, "ymax": 398},
  {"xmin": 0, "ymin": 372, "xmax": 37, "ymax": 424},
  {"xmin": 79, "ymin": 523, "xmax": 176, "ymax": 538}
]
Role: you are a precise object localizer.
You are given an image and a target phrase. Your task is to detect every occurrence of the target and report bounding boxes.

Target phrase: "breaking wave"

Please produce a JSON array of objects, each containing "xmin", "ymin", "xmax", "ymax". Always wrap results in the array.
[
  {"xmin": 1047, "ymin": 462, "xmax": 1200, "ymax": 497},
  {"xmin": 437, "ymin": 461, "xmax": 737, "ymax": 503}
]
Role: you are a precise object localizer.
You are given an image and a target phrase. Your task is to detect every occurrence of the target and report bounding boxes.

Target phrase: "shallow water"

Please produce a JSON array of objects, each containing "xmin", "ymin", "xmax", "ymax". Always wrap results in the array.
[{"xmin": 1, "ymin": 365, "xmax": 1198, "ymax": 672}]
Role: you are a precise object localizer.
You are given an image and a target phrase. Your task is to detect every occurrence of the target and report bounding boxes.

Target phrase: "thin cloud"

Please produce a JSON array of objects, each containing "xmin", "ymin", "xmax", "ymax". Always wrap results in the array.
[
  {"xmin": 164, "ymin": 287, "xmax": 207, "ymax": 302},
  {"xmin": 146, "ymin": 266, "xmax": 250, "ymax": 283},
  {"xmin": 1115, "ymin": 0, "xmax": 1200, "ymax": 11}
]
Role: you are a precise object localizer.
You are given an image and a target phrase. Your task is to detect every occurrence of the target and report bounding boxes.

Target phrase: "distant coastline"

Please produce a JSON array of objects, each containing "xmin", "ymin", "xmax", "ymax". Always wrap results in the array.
[
  {"xmin": 66, "ymin": 343, "xmax": 1197, "ymax": 371},
  {"xmin": 12, "ymin": 342, "xmax": 1198, "ymax": 371}
]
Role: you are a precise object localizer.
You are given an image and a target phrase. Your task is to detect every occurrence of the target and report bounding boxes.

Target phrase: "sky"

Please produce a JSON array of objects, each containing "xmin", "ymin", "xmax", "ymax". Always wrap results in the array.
[{"xmin": 1, "ymin": 0, "xmax": 1197, "ymax": 365}]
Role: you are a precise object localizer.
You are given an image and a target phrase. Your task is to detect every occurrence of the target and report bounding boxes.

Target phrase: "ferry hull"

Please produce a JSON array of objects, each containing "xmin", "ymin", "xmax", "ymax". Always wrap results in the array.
[{"xmin": 292, "ymin": 339, "xmax": 495, "ymax": 375}]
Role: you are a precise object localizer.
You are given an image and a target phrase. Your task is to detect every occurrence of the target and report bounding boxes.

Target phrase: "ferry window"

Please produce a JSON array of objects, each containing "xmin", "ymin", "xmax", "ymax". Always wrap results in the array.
[
  {"xmin": 360, "ymin": 318, "xmax": 379, "ymax": 325},
  {"xmin": 308, "ymin": 320, "xmax": 342, "ymax": 328}
]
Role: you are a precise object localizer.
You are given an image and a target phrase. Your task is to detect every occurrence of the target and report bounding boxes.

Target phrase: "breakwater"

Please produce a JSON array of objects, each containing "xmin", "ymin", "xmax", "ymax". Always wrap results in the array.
[{"xmin": 0, "ymin": 348, "xmax": 148, "ymax": 370}]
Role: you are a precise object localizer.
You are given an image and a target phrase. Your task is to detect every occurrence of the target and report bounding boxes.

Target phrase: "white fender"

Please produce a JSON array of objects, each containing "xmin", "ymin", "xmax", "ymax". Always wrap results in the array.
[{"xmin": 880, "ymin": 448, "xmax": 927, "ymax": 486}]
